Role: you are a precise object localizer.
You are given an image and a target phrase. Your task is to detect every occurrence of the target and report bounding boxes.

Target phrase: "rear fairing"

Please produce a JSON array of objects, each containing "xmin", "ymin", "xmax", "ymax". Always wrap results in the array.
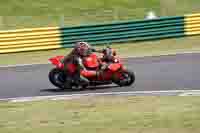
[{"xmin": 49, "ymin": 56, "xmax": 64, "ymax": 69}]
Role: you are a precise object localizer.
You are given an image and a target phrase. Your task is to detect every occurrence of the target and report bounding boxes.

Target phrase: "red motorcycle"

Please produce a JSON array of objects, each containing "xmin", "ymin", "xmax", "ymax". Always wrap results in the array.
[{"xmin": 48, "ymin": 48, "xmax": 135, "ymax": 90}]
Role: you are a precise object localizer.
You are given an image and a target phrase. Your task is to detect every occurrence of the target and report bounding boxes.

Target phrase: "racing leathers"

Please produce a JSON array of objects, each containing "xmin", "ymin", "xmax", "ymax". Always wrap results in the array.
[
  {"xmin": 63, "ymin": 48, "xmax": 100, "ymax": 87},
  {"xmin": 62, "ymin": 47, "xmax": 115, "ymax": 88}
]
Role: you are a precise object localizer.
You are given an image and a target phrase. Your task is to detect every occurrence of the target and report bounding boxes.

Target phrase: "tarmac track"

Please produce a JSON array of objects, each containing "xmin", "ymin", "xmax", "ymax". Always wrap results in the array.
[{"xmin": 0, "ymin": 53, "xmax": 200, "ymax": 99}]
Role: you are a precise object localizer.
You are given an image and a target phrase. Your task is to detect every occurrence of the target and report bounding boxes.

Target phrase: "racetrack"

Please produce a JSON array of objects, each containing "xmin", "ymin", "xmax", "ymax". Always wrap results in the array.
[{"xmin": 0, "ymin": 53, "xmax": 200, "ymax": 99}]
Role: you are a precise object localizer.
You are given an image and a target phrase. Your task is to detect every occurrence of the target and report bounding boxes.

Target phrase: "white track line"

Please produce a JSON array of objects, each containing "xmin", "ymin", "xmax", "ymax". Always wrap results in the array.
[
  {"xmin": 1, "ymin": 51, "xmax": 200, "ymax": 68},
  {"xmin": 0, "ymin": 63, "xmax": 49, "ymax": 68},
  {"xmin": 0, "ymin": 89, "xmax": 200, "ymax": 102}
]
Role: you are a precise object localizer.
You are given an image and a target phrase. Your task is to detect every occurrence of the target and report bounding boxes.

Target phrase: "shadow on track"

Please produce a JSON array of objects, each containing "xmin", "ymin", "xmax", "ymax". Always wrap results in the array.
[{"xmin": 40, "ymin": 85, "xmax": 119, "ymax": 93}]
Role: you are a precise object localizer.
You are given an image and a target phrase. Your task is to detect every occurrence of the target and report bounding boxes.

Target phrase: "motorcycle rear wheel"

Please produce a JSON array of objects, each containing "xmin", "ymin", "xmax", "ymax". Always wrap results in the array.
[{"xmin": 48, "ymin": 68, "xmax": 66, "ymax": 89}]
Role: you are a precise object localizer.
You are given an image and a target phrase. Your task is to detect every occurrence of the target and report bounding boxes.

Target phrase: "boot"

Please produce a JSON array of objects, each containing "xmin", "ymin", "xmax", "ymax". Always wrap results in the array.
[
  {"xmin": 79, "ymin": 75, "xmax": 89, "ymax": 87},
  {"xmin": 64, "ymin": 82, "xmax": 71, "ymax": 89},
  {"xmin": 64, "ymin": 76, "xmax": 71, "ymax": 89}
]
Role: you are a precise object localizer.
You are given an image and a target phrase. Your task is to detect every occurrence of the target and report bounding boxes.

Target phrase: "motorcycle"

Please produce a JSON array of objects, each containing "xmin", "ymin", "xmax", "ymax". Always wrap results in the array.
[{"xmin": 48, "ymin": 47, "xmax": 135, "ymax": 90}]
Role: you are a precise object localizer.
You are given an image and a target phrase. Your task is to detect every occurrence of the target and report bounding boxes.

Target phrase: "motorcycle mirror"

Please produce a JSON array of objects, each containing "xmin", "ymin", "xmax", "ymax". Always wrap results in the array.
[{"xmin": 113, "ymin": 51, "xmax": 116, "ymax": 56}]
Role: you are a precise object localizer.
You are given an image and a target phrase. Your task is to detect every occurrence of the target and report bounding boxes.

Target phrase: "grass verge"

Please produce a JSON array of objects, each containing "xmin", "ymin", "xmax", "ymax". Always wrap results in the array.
[
  {"xmin": 0, "ymin": 96, "xmax": 200, "ymax": 133},
  {"xmin": 0, "ymin": 36, "xmax": 200, "ymax": 66},
  {"xmin": 0, "ymin": 0, "xmax": 200, "ymax": 29}
]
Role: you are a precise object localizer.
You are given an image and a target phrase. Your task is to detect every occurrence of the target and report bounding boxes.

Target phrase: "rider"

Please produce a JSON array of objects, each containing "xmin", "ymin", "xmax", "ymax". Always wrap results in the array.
[{"xmin": 63, "ymin": 42, "xmax": 102, "ymax": 88}]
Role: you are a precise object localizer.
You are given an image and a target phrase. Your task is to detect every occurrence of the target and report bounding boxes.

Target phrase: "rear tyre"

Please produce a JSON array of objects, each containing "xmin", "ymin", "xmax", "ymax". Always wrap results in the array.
[
  {"xmin": 48, "ymin": 68, "xmax": 66, "ymax": 89},
  {"xmin": 114, "ymin": 70, "xmax": 135, "ymax": 86}
]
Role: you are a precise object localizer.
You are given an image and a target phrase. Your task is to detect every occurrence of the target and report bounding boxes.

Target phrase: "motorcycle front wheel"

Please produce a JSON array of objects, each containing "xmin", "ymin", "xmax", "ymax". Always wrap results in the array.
[{"xmin": 113, "ymin": 70, "xmax": 135, "ymax": 86}]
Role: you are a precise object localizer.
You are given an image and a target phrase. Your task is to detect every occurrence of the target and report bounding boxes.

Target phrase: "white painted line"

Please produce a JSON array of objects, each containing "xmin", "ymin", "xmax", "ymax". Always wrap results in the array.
[
  {"xmin": 0, "ymin": 63, "xmax": 49, "ymax": 68},
  {"xmin": 0, "ymin": 89, "xmax": 200, "ymax": 103},
  {"xmin": 0, "ymin": 51, "xmax": 200, "ymax": 68},
  {"xmin": 129, "ymin": 51, "xmax": 200, "ymax": 59},
  {"xmin": 179, "ymin": 92, "xmax": 200, "ymax": 96}
]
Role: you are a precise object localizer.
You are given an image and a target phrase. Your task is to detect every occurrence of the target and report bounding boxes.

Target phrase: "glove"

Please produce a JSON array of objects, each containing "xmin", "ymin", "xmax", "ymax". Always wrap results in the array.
[
  {"xmin": 61, "ymin": 58, "xmax": 65, "ymax": 64},
  {"xmin": 101, "ymin": 63, "xmax": 108, "ymax": 70}
]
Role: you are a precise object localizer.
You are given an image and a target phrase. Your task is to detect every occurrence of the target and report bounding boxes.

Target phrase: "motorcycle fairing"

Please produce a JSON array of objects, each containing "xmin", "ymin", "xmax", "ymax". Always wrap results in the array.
[{"xmin": 83, "ymin": 53, "xmax": 100, "ymax": 69}]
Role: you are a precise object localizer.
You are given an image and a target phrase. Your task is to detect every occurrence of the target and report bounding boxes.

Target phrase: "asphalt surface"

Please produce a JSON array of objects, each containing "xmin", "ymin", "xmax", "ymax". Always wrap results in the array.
[{"xmin": 0, "ymin": 53, "xmax": 200, "ymax": 99}]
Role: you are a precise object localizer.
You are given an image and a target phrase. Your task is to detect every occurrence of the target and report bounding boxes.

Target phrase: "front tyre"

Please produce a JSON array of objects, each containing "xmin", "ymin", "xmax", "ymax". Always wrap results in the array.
[
  {"xmin": 114, "ymin": 70, "xmax": 135, "ymax": 86},
  {"xmin": 48, "ymin": 68, "xmax": 66, "ymax": 89}
]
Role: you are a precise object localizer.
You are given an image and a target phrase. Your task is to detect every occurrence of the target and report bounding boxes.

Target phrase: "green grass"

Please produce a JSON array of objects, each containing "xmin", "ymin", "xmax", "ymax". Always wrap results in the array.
[
  {"xmin": 0, "ymin": 35, "xmax": 200, "ymax": 66},
  {"xmin": 0, "ymin": 96, "xmax": 200, "ymax": 133},
  {"xmin": 0, "ymin": 0, "xmax": 200, "ymax": 29}
]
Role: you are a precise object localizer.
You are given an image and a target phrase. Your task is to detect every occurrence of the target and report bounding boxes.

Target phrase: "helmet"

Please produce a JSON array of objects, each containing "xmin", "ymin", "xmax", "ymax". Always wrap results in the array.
[
  {"xmin": 75, "ymin": 42, "xmax": 90, "ymax": 49},
  {"xmin": 74, "ymin": 42, "xmax": 91, "ymax": 56}
]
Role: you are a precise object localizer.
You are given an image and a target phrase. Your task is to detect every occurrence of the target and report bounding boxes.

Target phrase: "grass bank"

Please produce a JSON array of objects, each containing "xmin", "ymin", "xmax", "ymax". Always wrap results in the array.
[
  {"xmin": 0, "ymin": 96, "xmax": 200, "ymax": 133},
  {"xmin": 0, "ymin": 0, "xmax": 200, "ymax": 29}
]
